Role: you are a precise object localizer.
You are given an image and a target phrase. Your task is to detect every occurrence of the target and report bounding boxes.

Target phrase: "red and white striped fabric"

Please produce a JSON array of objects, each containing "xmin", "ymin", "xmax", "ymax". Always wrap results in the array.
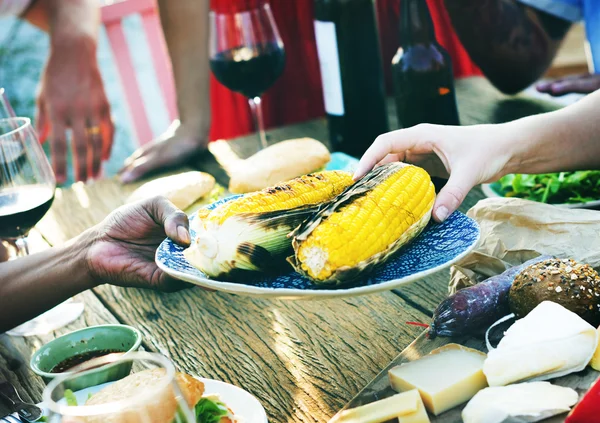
[{"xmin": 0, "ymin": 0, "xmax": 30, "ymax": 16}]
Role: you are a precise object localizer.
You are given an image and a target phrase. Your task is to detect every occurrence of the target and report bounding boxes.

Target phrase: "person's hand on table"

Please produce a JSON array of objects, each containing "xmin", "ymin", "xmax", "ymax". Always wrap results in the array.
[
  {"xmin": 536, "ymin": 73, "xmax": 600, "ymax": 96},
  {"xmin": 82, "ymin": 196, "xmax": 191, "ymax": 292},
  {"xmin": 119, "ymin": 120, "xmax": 209, "ymax": 183},
  {"xmin": 353, "ymin": 123, "xmax": 514, "ymax": 223}
]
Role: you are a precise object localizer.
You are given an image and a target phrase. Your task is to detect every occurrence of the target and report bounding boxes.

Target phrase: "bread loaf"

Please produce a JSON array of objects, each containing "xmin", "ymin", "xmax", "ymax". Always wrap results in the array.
[
  {"xmin": 127, "ymin": 171, "xmax": 215, "ymax": 211},
  {"xmin": 228, "ymin": 138, "xmax": 330, "ymax": 193}
]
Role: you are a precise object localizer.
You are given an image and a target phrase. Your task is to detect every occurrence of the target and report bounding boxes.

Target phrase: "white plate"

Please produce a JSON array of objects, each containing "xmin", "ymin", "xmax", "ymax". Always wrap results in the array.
[{"xmin": 41, "ymin": 377, "xmax": 268, "ymax": 423}]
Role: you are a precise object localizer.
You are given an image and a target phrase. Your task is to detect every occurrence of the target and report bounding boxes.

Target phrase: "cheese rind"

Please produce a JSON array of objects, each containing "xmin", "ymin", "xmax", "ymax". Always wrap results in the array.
[
  {"xmin": 328, "ymin": 390, "xmax": 420, "ymax": 423},
  {"xmin": 388, "ymin": 343, "xmax": 488, "ymax": 415}
]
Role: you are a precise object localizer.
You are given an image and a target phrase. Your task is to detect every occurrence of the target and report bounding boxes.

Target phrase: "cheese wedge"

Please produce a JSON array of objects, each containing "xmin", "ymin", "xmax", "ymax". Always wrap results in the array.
[
  {"xmin": 462, "ymin": 382, "xmax": 578, "ymax": 423},
  {"xmin": 483, "ymin": 301, "xmax": 598, "ymax": 386},
  {"xmin": 328, "ymin": 390, "xmax": 421, "ymax": 423},
  {"xmin": 388, "ymin": 344, "xmax": 488, "ymax": 416},
  {"xmin": 589, "ymin": 326, "xmax": 600, "ymax": 371},
  {"xmin": 398, "ymin": 392, "xmax": 430, "ymax": 423}
]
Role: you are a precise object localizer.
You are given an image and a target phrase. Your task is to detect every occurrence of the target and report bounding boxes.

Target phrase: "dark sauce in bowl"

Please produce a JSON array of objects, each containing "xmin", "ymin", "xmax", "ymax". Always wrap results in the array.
[{"xmin": 50, "ymin": 349, "xmax": 124, "ymax": 373}]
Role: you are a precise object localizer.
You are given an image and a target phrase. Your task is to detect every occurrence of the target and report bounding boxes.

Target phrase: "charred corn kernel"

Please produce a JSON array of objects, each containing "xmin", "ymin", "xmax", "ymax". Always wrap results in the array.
[
  {"xmin": 208, "ymin": 171, "xmax": 354, "ymax": 224},
  {"xmin": 184, "ymin": 171, "xmax": 354, "ymax": 279},
  {"xmin": 289, "ymin": 163, "xmax": 435, "ymax": 285}
]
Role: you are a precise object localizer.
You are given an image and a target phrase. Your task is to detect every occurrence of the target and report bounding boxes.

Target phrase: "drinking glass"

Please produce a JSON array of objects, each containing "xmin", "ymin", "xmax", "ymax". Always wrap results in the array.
[
  {"xmin": 0, "ymin": 117, "xmax": 83, "ymax": 336},
  {"xmin": 0, "ymin": 88, "xmax": 17, "ymax": 118},
  {"xmin": 209, "ymin": 3, "xmax": 286, "ymax": 150},
  {"xmin": 44, "ymin": 352, "xmax": 196, "ymax": 423}
]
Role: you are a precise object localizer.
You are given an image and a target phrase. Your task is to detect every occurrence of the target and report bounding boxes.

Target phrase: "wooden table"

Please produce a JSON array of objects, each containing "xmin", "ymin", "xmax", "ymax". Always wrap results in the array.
[{"xmin": 0, "ymin": 77, "xmax": 561, "ymax": 423}]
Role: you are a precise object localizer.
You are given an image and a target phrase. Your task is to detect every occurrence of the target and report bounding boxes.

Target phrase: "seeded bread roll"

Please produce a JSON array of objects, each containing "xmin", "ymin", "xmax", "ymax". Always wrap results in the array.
[
  {"xmin": 509, "ymin": 258, "xmax": 600, "ymax": 326},
  {"xmin": 228, "ymin": 138, "xmax": 330, "ymax": 193}
]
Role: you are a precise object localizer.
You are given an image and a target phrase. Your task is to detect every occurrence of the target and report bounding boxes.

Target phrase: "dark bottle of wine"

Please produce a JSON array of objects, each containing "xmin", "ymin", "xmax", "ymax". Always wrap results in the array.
[
  {"xmin": 392, "ymin": 0, "xmax": 460, "ymax": 129},
  {"xmin": 314, "ymin": 0, "xmax": 389, "ymax": 158}
]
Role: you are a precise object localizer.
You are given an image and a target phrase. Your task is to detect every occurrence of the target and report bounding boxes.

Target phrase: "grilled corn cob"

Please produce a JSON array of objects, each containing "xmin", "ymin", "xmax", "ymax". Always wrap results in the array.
[
  {"xmin": 184, "ymin": 170, "xmax": 354, "ymax": 279},
  {"xmin": 289, "ymin": 163, "xmax": 435, "ymax": 285}
]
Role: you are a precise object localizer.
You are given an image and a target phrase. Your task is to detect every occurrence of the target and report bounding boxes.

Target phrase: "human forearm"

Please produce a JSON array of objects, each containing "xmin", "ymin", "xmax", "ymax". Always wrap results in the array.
[
  {"xmin": 502, "ymin": 90, "xmax": 600, "ymax": 175},
  {"xmin": 23, "ymin": 0, "xmax": 99, "ymax": 39},
  {"xmin": 157, "ymin": 0, "xmax": 211, "ymax": 135},
  {"xmin": 0, "ymin": 235, "xmax": 95, "ymax": 333},
  {"xmin": 444, "ymin": 0, "xmax": 570, "ymax": 94}
]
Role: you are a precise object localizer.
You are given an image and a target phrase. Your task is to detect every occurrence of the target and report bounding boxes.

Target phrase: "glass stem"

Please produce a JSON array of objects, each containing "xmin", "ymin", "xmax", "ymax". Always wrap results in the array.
[
  {"xmin": 248, "ymin": 96, "xmax": 268, "ymax": 150},
  {"xmin": 15, "ymin": 236, "xmax": 29, "ymax": 257}
]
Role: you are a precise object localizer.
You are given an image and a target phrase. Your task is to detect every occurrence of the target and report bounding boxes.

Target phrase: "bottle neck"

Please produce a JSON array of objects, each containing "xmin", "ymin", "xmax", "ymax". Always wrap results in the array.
[{"xmin": 400, "ymin": 0, "xmax": 436, "ymax": 46}]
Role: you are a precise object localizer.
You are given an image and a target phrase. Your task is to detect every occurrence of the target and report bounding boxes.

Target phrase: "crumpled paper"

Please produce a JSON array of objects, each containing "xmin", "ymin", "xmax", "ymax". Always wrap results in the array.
[{"xmin": 449, "ymin": 197, "xmax": 600, "ymax": 294}]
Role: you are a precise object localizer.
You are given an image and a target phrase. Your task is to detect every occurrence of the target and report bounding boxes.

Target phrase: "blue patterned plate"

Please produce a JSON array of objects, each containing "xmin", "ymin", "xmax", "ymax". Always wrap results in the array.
[{"xmin": 155, "ymin": 196, "xmax": 480, "ymax": 300}]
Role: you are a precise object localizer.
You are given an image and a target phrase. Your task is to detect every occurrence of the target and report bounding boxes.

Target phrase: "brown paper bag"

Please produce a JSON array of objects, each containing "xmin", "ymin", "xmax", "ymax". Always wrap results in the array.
[{"xmin": 448, "ymin": 197, "xmax": 600, "ymax": 294}]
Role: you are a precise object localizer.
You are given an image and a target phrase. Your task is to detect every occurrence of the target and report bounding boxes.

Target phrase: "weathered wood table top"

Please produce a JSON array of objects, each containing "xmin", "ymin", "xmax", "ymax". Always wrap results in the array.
[{"xmin": 0, "ymin": 77, "xmax": 561, "ymax": 423}]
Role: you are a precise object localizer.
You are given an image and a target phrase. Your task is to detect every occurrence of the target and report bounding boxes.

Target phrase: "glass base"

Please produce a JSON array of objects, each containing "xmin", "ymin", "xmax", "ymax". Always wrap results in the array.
[{"xmin": 7, "ymin": 299, "xmax": 85, "ymax": 337}]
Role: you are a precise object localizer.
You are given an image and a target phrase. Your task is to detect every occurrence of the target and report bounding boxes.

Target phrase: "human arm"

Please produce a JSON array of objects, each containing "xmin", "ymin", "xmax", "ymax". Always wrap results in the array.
[
  {"xmin": 443, "ymin": 0, "xmax": 572, "ymax": 94},
  {"xmin": 354, "ymin": 88, "xmax": 600, "ymax": 222},
  {"xmin": 20, "ymin": 0, "xmax": 114, "ymax": 183},
  {"xmin": 119, "ymin": 0, "xmax": 211, "ymax": 183},
  {"xmin": 0, "ymin": 197, "xmax": 190, "ymax": 333}
]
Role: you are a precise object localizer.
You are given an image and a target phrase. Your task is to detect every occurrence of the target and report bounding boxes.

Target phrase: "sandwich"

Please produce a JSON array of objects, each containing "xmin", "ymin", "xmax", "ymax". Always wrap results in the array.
[{"xmin": 84, "ymin": 368, "xmax": 237, "ymax": 423}]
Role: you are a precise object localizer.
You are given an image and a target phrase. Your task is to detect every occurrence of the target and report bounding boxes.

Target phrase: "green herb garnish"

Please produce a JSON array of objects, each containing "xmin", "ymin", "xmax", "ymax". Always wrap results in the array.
[
  {"xmin": 64, "ymin": 389, "xmax": 78, "ymax": 407},
  {"xmin": 491, "ymin": 171, "xmax": 600, "ymax": 205},
  {"xmin": 194, "ymin": 398, "xmax": 229, "ymax": 423}
]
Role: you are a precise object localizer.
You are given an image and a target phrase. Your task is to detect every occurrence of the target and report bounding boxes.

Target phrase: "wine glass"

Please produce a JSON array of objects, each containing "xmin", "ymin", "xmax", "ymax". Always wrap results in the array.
[
  {"xmin": 209, "ymin": 2, "xmax": 286, "ymax": 150},
  {"xmin": 0, "ymin": 88, "xmax": 17, "ymax": 118},
  {"xmin": 0, "ymin": 117, "xmax": 84, "ymax": 336},
  {"xmin": 43, "ymin": 352, "xmax": 196, "ymax": 423}
]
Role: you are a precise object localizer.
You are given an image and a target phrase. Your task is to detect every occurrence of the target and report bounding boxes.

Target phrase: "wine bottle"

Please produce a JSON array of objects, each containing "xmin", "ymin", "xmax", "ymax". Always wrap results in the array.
[
  {"xmin": 392, "ymin": 0, "xmax": 460, "ymax": 129},
  {"xmin": 313, "ymin": 0, "xmax": 389, "ymax": 158}
]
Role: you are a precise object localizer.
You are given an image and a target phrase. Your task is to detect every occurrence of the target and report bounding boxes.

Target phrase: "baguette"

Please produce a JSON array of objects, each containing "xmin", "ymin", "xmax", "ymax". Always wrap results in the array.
[
  {"xmin": 127, "ymin": 171, "xmax": 215, "ymax": 211},
  {"xmin": 228, "ymin": 138, "xmax": 330, "ymax": 193}
]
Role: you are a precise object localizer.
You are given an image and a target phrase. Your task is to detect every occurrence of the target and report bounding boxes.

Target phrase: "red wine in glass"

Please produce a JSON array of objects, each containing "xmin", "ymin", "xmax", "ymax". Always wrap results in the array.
[
  {"xmin": 0, "ymin": 185, "xmax": 54, "ymax": 238},
  {"xmin": 210, "ymin": 44, "xmax": 285, "ymax": 99},
  {"xmin": 209, "ymin": 4, "xmax": 286, "ymax": 150}
]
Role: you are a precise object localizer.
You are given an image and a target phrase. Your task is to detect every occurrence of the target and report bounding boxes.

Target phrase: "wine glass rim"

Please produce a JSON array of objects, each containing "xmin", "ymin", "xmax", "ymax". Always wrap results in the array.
[
  {"xmin": 0, "ymin": 117, "xmax": 30, "ymax": 140},
  {"xmin": 42, "ymin": 351, "xmax": 177, "ymax": 418}
]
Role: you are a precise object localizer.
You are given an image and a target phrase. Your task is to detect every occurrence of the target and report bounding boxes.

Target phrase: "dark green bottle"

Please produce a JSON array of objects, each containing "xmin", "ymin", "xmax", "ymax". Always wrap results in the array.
[
  {"xmin": 392, "ymin": 0, "xmax": 460, "ymax": 129},
  {"xmin": 314, "ymin": 0, "xmax": 389, "ymax": 158}
]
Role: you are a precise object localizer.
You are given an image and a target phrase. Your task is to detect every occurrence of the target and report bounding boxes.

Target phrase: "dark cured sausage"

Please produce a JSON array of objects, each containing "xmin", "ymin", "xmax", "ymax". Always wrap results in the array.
[{"xmin": 429, "ymin": 255, "xmax": 553, "ymax": 338}]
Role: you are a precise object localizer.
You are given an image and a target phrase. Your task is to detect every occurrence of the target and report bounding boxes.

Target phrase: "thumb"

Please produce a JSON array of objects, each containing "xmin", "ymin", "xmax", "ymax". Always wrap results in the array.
[
  {"xmin": 146, "ymin": 196, "xmax": 191, "ymax": 246},
  {"xmin": 432, "ymin": 170, "xmax": 476, "ymax": 222}
]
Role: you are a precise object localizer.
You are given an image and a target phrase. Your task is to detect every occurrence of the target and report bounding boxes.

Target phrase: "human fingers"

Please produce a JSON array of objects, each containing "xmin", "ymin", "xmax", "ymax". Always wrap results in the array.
[
  {"xmin": 354, "ymin": 127, "xmax": 426, "ymax": 180},
  {"xmin": 86, "ymin": 119, "xmax": 103, "ymax": 179},
  {"xmin": 145, "ymin": 196, "xmax": 191, "ymax": 246},
  {"xmin": 35, "ymin": 98, "xmax": 50, "ymax": 144},
  {"xmin": 547, "ymin": 76, "xmax": 600, "ymax": 96},
  {"xmin": 72, "ymin": 119, "xmax": 89, "ymax": 182},
  {"xmin": 49, "ymin": 120, "xmax": 68, "ymax": 184},
  {"xmin": 100, "ymin": 110, "xmax": 114, "ymax": 161},
  {"xmin": 432, "ymin": 166, "xmax": 479, "ymax": 222}
]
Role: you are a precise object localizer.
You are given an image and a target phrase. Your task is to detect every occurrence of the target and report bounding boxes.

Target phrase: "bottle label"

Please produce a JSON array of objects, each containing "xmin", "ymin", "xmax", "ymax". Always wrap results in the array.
[{"xmin": 314, "ymin": 20, "xmax": 345, "ymax": 116}]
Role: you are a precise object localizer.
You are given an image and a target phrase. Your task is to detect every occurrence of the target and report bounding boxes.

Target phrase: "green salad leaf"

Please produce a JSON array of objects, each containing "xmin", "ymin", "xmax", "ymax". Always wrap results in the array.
[
  {"xmin": 491, "ymin": 171, "xmax": 600, "ymax": 204},
  {"xmin": 64, "ymin": 389, "xmax": 78, "ymax": 407},
  {"xmin": 194, "ymin": 398, "xmax": 229, "ymax": 423}
]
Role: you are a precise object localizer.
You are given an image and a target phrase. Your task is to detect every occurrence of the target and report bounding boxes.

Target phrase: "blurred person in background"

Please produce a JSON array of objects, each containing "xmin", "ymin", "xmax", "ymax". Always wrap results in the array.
[
  {"xmin": 119, "ymin": 0, "xmax": 483, "ymax": 183},
  {"xmin": 445, "ymin": 0, "xmax": 600, "ymax": 96},
  {"xmin": 0, "ymin": 0, "xmax": 114, "ymax": 184}
]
